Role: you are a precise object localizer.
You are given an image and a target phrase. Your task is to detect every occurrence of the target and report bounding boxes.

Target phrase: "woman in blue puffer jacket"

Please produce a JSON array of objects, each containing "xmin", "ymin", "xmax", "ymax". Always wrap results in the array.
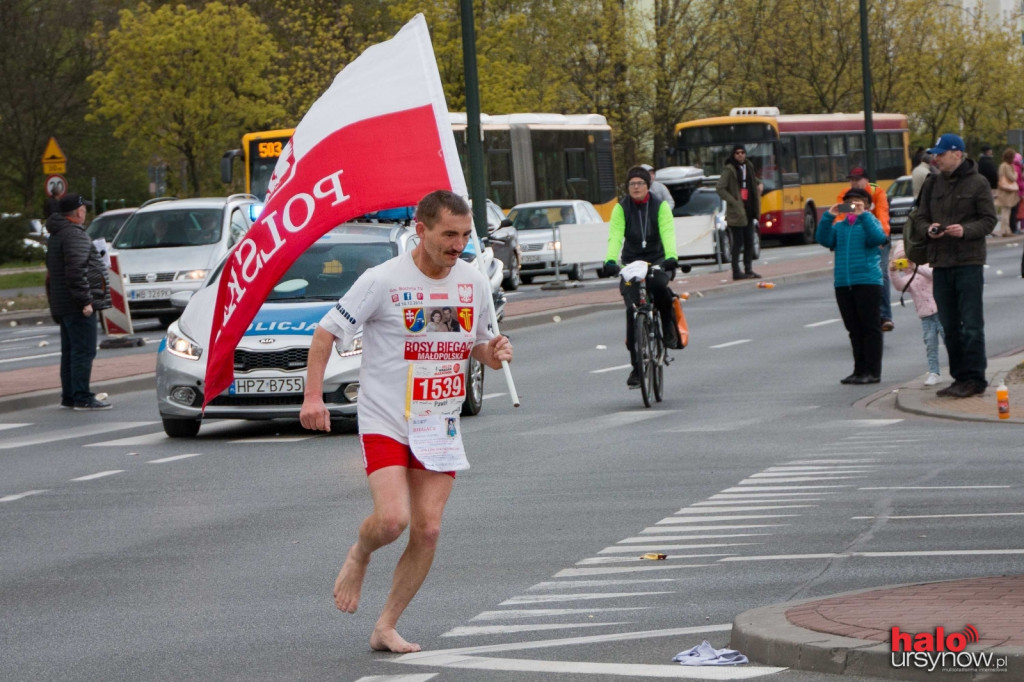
[{"xmin": 816, "ymin": 186, "xmax": 888, "ymax": 385}]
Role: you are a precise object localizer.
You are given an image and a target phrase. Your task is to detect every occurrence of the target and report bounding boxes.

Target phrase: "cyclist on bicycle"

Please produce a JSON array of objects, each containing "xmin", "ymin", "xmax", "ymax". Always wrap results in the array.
[{"xmin": 602, "ymin": 166, "xmax": 680, "ymax": 387}]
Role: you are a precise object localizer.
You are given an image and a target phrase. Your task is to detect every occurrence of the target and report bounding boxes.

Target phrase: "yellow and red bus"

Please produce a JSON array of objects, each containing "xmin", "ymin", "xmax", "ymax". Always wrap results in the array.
[
  {"xmin": 223, "ymin": 114, "xmax": 619, "ymax": 218},
  {"xmin": 672, "ymin": 107, "xmax": 910, "ymax": 243}
]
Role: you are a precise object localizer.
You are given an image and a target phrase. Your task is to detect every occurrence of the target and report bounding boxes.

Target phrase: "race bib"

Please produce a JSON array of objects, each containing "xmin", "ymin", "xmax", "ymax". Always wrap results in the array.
[{"xmin": 408, "ymin": 414, "xmax": 469, "ymax": 471}]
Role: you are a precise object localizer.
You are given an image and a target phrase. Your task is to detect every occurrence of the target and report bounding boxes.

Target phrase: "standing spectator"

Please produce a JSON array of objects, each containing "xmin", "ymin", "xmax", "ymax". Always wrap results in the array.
[
  {"xmin": 909, "ymin": 133, "xmax": 997, "ymax": 398},
  {"xmin": 299, "ymin": 190, "xmax": 513, "ymax": 653},
  {"xmin": 716, "ymin": 145, "xmax": 761, "ymax": 280},
  {"xmin": 838, "ymin": 167, "xmax": 893, "ymax": 331},
  {"xmin": 911, "ymin": 153, "xmax": 934, "ymax": 200},
  {"xmin": 816, "ymin": 187, "xmax": 888, "ymax": 385},
  {"xmin": 1014, "ymin": 153, "xmax": 1024, "ymax": 234},
  {"xmin": 976, "ymin": 145, "xmax": 998, "ymax": 190},
  {"xmin": 994, "ymin": 148, "xmax": 1018, "ymax": 237},
  {"xmin": 641, "ymin": 164, "xmax": 675, "ymax": 210},
  {"xmin": 44, "ymin": 194, "xmax": 113, "ymax": 410},
  {"xmin": 890, "ymin": 240, "xmax": 944, "ymax": 387}
]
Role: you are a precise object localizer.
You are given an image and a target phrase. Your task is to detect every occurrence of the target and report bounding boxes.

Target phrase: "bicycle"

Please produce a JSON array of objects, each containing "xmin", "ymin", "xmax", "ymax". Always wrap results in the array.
[{"xmin": 620, "ymin": 262, "xmax": 671, "ymax": 408}]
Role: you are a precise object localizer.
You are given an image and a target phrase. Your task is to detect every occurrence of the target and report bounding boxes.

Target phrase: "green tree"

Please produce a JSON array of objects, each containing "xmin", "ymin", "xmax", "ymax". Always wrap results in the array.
[{"xmin": 88, "ymin": 2, "xmax": 284, "ymax": 196}]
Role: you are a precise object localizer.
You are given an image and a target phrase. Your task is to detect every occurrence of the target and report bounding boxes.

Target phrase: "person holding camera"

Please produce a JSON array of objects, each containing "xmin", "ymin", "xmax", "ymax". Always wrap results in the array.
[
  {"xmin": 890, "ymin": 241, "xmax": 944, "ymax": 386},
  {"xmin": 909, "ymin": 133, "xmax": 996, "ymax": 398},
  {"xmin": 602, "ymin": 165, "xmax": 681, "ymax": 387},
  {"xmin": 816, "ymin": 187, "xmax": 888, "ymax": 385}
]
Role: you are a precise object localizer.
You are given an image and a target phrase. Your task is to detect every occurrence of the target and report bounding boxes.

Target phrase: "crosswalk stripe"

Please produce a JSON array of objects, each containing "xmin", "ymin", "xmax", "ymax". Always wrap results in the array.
[
  {"xmin": 0, "ymin": 422, "xmax": 157, "ymax": 450},
  {"xmin": 0, "ymin": 489, "xmax": 48, "ymax": 502},
  {"xmin": 70, "ymin": 470, "xmax": 124, "ymax": 481},
  {"xmin": 500, "ymin": 592, "xmax": 673, "ymax": 605},
  {"xmin": 147, "ymin": 453, "xmax": 202, "ymax": 464},
  {"xmin": 443, "ymin": 622, "xmax": 629, "ymax": 637},
  {"xmin": 471, "ymin": 608, "xmax": 645, "ymax": 621}
]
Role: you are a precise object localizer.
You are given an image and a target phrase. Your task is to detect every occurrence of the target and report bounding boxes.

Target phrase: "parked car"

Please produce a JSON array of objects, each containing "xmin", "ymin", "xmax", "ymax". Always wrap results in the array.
[
  {"xmin": 110, "ymin": 195, "xmax": 261, "ymax": 327},
  {"xmin": 673, "ymin": 186, "xmax": 746, "ymax": 262},
  {"xmin": 473, "ymin": 198, "xmax": 521, "ymax": 290},
  {"xmin": 659, "ymin": 167, "xmax": 755, "ymax": 263},
  {"xmin": 156, "ymin": 223, "xmax": 491, "ymax": 438},
  {"xmin": 86, "ymin": 207, "xmax": 136, "ymax": 243},
  {"xmin": 506, "ymin": 199, "xmax": 604, "ymax": 282},
  {"xmin": 886, "ymin": 175, "xmax": 914, "ymax": 235}
]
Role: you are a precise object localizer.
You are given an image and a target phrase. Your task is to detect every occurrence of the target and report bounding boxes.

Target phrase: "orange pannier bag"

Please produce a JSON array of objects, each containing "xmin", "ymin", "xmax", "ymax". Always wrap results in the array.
[{"xmin": 672, "ymin": 296, "xmax": 688, "ymax": 348}]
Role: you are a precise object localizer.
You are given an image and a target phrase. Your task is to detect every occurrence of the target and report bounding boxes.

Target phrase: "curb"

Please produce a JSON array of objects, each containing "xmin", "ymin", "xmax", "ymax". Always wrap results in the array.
[
  {"xmin": 731, "ymin": 583, "xmax": 1024, "ymax": 681},
  {"xmin": 0, "ymin": 373, "xmax": 156, "ymax": 414}
]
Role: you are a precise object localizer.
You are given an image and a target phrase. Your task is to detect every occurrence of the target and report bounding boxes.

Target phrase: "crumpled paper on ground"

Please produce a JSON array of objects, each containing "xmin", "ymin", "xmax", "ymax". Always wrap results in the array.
[{"xmin": 672, "ymin": 640, "xmax": 749, "ymax": 666}]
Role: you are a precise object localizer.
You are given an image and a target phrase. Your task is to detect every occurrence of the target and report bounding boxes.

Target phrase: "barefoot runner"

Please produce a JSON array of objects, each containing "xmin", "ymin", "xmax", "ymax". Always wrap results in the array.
[{"xmin": 300, "ymin": 190, "xmax": 513, "ymax": 652}]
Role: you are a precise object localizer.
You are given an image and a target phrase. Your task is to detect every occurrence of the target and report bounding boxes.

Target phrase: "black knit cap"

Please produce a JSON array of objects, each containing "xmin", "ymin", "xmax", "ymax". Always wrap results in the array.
[
  {"xmin": 843, "ymin": 187, "xmax": 873, "ymax": 203},
  {"xmin": 732, "ymin": 144, "xmax": 747, "ymax": 153},
  {"xmin": 58, "ymin": 193, "xmax": 85, "ymax": 213},
  {"xmin": 627, "ymin": 166, "xmax": 651, "ymax": 187}
]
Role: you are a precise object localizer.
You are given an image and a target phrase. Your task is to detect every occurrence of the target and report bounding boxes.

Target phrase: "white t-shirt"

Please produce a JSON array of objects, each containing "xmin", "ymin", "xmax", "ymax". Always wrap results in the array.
[{"xmin": 318, "ymin": 251, "xmax": 494, "ymax": 442}]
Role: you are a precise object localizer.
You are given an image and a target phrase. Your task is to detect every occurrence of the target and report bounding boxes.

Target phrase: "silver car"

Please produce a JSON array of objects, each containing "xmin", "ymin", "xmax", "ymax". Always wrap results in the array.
[
  {"xmin": 886, "ymin": 175, "xmax": 914, "ymax": 235},
  {"xmin": 111, "ymin": 195, "xmax": 261, "ymax": 326},
  {"xmin": 156, "ymin": 223, "xmax": 489, "ymax": 438},
  {"xmin": 507, "ymin": 199, "xmax": 604, "ymax": 282}
]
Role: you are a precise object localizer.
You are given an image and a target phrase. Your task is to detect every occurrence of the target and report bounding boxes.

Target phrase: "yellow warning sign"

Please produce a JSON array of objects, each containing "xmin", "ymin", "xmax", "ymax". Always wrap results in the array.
[{"xmin": 42, "ymin": 137, "xmax": 66, "ymax": 174}]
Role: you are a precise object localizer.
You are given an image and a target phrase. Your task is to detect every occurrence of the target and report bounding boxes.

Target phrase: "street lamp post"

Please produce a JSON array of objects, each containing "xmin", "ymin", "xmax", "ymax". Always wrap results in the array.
[{"xmin": 860, "ymin": 0, "xmax": 875, "ymax": 180}]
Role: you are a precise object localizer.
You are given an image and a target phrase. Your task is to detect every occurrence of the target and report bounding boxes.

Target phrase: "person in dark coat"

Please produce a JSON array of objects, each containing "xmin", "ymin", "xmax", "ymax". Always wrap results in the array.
[
  {"xmin": 976, "ymin": 145, "xmax": 998, "ymax": 190},
  {"xmin": 716, "ymin": 145, "xmax": 762, "ymax": 280},
  {"xmin": 45, "ymin": 194, "xmax": 113, "ymax": 410}
]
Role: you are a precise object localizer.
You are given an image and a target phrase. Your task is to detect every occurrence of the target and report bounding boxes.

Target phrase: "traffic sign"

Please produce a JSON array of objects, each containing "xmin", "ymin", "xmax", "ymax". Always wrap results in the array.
[
  {"xmin": 45, "ymin": 174, "xmax": 67, "ymax": 199},
  {"xmin": 42, "ymin": 137, "xmax": 66, "ymax": 175}
]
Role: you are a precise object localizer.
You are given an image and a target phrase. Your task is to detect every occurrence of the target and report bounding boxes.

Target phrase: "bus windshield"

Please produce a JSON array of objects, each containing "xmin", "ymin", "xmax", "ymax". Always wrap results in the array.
[{"xmin": 676, "ymin": 138, "xmax": 781, "ymax": 192}]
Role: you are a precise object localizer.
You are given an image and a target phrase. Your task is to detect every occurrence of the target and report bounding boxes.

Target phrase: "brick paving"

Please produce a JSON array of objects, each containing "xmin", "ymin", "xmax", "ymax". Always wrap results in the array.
[{"xmin": 786, "ymin": 575, "xmax": 1024, "ymax": 648}]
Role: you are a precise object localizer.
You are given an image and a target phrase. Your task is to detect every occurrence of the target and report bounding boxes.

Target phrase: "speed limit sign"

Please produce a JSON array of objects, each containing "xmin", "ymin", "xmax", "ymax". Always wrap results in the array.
[{"xmin": 46, "ymin": 174, "xmax": 67, "ymax": 198}]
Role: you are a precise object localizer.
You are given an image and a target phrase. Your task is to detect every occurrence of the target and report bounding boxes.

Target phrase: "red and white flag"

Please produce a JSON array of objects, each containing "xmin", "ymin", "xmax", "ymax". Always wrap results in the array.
[{"xmin": 202, "ymin": 14, "xmax": 466, "ymax": 408}]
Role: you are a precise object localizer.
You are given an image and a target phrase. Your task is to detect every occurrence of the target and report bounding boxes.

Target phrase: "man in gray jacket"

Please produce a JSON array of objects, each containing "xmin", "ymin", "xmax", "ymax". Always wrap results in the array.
[
  {"xmin": 45, "ymin": 194, "xmax": 113, "ymax": 410},
  {"xmin": 910, "ymin": 134, "xmax": 997, "ymax": 398},
  {"xmin": 716, "ymin": 145, "xmax": 762, "ymax": 280}
]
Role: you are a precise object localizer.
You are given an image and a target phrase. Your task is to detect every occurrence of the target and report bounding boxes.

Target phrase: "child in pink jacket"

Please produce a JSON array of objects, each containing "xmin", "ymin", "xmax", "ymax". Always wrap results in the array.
[{"xmin": 890, "ymin": 240, "xmax": 945, "ymax": 386}]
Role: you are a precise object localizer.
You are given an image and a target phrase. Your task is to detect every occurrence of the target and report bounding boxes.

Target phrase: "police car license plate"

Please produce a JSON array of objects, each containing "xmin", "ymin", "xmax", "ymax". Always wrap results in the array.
[
  {"xmin": 230, "ymin": 377, "xmax": 305, "ymax": 395},
  {"xmin": 522, "ymin": 254, "xmax": 543, "ymax": 263},
  {"xmin": 129, "ymin": 288, "xmax": 172, "ymax": 300}
]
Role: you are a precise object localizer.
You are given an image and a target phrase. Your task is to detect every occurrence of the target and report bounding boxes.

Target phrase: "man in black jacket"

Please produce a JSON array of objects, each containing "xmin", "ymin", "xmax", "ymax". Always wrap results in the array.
[
  {"xmin": 45, "ymin": 194, "xmax": 113, "ymax": 410},
  {"xmin": 976, "ymin": 145, "xmax": 998, "ymax": 190},
  {"xmin": 910, "ymin": 134, "xmax": 997, "ymax": 398}
]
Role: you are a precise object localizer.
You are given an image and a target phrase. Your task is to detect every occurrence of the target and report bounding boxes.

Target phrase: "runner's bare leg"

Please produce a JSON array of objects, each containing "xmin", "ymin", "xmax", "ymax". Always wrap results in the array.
[
  {"xmin": 370, "ymin": 468, "xmax": 453, "ymax": 653},
  {"xmin": 334, "ymin": 466, "xmax": 412, "ymax": 613}
]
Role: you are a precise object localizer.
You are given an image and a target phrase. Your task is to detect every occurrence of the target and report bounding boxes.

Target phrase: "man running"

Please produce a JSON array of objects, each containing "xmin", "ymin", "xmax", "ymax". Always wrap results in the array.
[{"xmin": 300, "ymin": 190, "xmax": 513, "ymax": 653}]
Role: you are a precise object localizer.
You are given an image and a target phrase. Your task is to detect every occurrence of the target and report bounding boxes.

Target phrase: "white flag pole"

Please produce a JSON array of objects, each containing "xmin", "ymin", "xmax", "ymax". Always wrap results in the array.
[{"xmin": 468, "ymin": 229, "xmax": 520, "ymax": 408}]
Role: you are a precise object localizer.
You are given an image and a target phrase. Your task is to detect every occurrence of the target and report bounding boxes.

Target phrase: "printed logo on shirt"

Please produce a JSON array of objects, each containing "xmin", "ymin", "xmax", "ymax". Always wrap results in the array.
[
  {"xmin": 416, "ymin": 291, "xmax": 424, "ymax": 301},
  {"xmin": 402, "ymin": 292, "xmax": 413, "ymax": 302},
  {"xmin": 404, "ymin": 307, "xmax": 425, "ymax": 332},
  {"xmin": 334, "ymin": 303, "xmax": 357, "ymax": 325},
  {"xmin": 404, "ymin": 339, "xmax": 474, "ymax": 361},
  {"xmin": 391, "ymin": 293, "xmax": 400, "ymax": 303},
  {"xmin": 458, "ymin": 283, "xmax": 473, "ymax": 303},
  {"xmin": 457, "ymin": 306, "xmax": 474, "ymax": 332}
]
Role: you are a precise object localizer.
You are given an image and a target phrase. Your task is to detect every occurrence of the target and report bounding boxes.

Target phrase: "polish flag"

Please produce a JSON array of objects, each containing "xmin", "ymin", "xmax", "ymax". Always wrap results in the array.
[{"xmin": 202, "ymin": 14, "xmax": 465, "ymax": 408}]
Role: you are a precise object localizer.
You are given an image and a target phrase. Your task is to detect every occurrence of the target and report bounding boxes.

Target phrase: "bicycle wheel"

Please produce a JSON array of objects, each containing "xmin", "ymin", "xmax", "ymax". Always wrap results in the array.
[
  {"xmin": 651, "ymin": 310, "xmax": 664, "ymax": 402},
  {"xmin": 632, "ymin": 311, "xmax": 653, "ymax": 408}
]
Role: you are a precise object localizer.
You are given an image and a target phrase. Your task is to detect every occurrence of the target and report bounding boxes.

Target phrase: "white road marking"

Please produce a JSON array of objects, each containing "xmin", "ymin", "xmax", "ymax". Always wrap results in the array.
[
  {"xmin": 528, "ymin": 579, "xmax": 676, "ymax": 590},
  {"xmin": 147, "ymin": 453, "xmax": 202, "ymax": 464},
  {"xmin": 737, "ymin": 476, "xmax": 860, "ymax": 484},
  {"xmin": 482, "ymin": 392, "xmax": 506, "ymax": 400},
  {"xmin": 750, "ymin": 471, "xmax": 863, "ymax": 478},
  {"xmin": 0, "ymin": 489, "xmax": 48, "ymax": 502},
  {"xmin": 500, "ymin": 591, "xmax": 673, "ymax": 605},
  {"xmin": 591, "ymin": 364, "xmax": 633, "ymax": 374},
  {"xmin": 0, "ymin": 423, "xmax": 30, "ymax": 432},
  {"xmin": 555, "ymin": 564, "xmax": 715, "ymax": 577},
  {"xmin": 804, "ymin": 318, "xmax": 841, "ymax": 327},
  {"xmin": 640, "ymin": 524, "xmax": 788, "ymax": 533},
  {"xmin": 70, "ymin": 470, "xmax": 124, "ymax": 481},
  {"xmin": 783, "ymin": 459, "xmax": 878, "ymax": 464},
  {"xmin": 723, "ymin": 485, "xmax": 851, "ymax": 492},
  {"xmin": 0, "ymin": 334, "xmax": 49, "ymax": 343},
  {"xmin": 709, "ymin": 339, "xmax": 751, "ymax": 349},
  {"xmin": 531, "ymin": 410, "xmax": 674, "ymax": 435},
  {"xmin": 858, "ymin": 486, "xmax": 1011, "ymax": 490},
  {"xmin": 471, "ymin": 608, "xmax": 645, "ymax": 621},
  {"xmin": 672, "ymin": 505, "xmax": 815, "ymax": 513},
  {"xmin": 444, "ymin": 623, "xmax": 630, "ymax": 637},
  {"xmin": 89, "ymin": 432, "xmax": 171, "ymax": 447},
  {"xmin": 599, "ymin": 543, "xmax": 757, "ymax": 554},
  {"xmin": 227, "ymin": 436, "xmax": 314, "ymax": 443},
  {"xmin": 0, "ymin": 351, "xmax": 62, "ymax": 364},
  {"xmin": 354, "ymin": 675, "xmax": 438, "ymax": 682},
  {"xmin": 396, "ymin": 653, "xmax": 782, "ymax": 678},
  {"xmin": 852, "ymin": 512, "xmax": 1024, "ymax": 520},
  {"xmin": 721, "ymin": 549, "xmax": 1024, "ymax": 562},
  {"xmin": 618, "ymin": 533, "xmax": 767, "ymax": 543},
  {"xmin": 766, "ymin": 465, "xmax": 874, "ymax": 471},
  {"xmin": 708, "ymin": 491, "xmax": 827, "ymax": 497},
  {"xmin": 0, "ymin": 422, "xmax": 158, "ymax": 449},
  {"xmin": 840, "ymin": 419, "xmax": 904, "ymax": 426},
  {"xmin": 657, "ymin": 514, "xmax": 800, "ymax": 523}
]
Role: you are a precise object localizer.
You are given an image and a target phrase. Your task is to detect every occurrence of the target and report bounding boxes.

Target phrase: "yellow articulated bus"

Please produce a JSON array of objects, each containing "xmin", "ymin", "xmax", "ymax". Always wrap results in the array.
[
  {"xmin": 671, "ymin": 107, "xmax": 910, "ymax": 243},
  {"xmin": 223, "ymin": 113, "xmax": 619, "ymax": 219}
]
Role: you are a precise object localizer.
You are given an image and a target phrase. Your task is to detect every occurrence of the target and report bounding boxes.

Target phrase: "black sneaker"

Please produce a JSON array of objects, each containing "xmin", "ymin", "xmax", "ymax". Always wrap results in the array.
[
  {"xmin": 74, "ymin": 399, "xmax": 112, "ymax": 411},
  {"xmin": 60, "ymin": 400, "xmax": 74, "ymax": 409},
  {"xmin": 851, "ymin": 375, "xmax": 881, "ymax": 384},
  {"xmin": 627, "ymin": 370, "xmax": 641, "ymax": 388},
  {"xmin": 936, "ymin": 381, "xmax": 963, "ymax": 398},
  {"xmin": 745, "ymin": 271, "xmax": 762, "ymax": 279},
  {"xmin": 840, "ymin": 373, "xmax": 860, "ymax": 384},
  {"xmin": 947, "ymin": 380, "xmax": 986, "ymax": 398}
]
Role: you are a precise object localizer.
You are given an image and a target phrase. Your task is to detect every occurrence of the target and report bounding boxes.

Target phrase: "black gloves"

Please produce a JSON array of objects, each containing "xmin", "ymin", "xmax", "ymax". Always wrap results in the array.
[
  {"xmin": 602, "ymin": 260, "xmax": 621, "ymax": 277},
  {"xmin": 662, "ymin": 258, "xmax": 678, "ymax": 278}
]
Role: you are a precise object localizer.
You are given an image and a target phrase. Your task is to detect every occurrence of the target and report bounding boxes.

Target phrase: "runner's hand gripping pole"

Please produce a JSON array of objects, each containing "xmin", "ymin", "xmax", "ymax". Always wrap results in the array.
[{"xmin": 468, "ymin": 230, "xmax": 520, "ymax": 407}]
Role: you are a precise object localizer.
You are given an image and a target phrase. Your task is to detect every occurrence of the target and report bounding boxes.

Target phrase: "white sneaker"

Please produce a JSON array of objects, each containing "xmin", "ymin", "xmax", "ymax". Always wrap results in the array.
[{"xmin": 924, "ymin": 373, "xmax": 941, "ymax": 386}]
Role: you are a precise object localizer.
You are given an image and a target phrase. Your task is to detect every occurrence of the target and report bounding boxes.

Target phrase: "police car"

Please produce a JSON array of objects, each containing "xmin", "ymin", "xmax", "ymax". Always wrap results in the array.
[{"xmin": 155, "ymin": 222, "xmax": 491, "ymax": 438}]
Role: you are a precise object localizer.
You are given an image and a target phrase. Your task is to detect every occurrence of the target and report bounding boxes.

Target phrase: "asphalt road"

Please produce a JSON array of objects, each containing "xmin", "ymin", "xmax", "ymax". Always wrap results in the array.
[{"xmin": 2, "ymin": 243, "xmax": 1023, "ymax": 681}]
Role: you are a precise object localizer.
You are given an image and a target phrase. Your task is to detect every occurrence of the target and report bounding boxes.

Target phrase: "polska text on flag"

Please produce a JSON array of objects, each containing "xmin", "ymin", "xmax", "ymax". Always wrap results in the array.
[{"xmin": 202, "ymin": 14, "xmax": 466, "ymax": 408}]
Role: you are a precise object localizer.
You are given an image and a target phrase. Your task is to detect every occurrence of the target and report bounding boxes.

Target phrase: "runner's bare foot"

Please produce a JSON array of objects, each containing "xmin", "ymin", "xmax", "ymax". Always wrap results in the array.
[
  {"xmin": 333, "ymin": 545, "xmax": 369, "ymax": 613},
  {"xmin": 370, "ymin": 626, "xmax": 421, "ymax": 653}
]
